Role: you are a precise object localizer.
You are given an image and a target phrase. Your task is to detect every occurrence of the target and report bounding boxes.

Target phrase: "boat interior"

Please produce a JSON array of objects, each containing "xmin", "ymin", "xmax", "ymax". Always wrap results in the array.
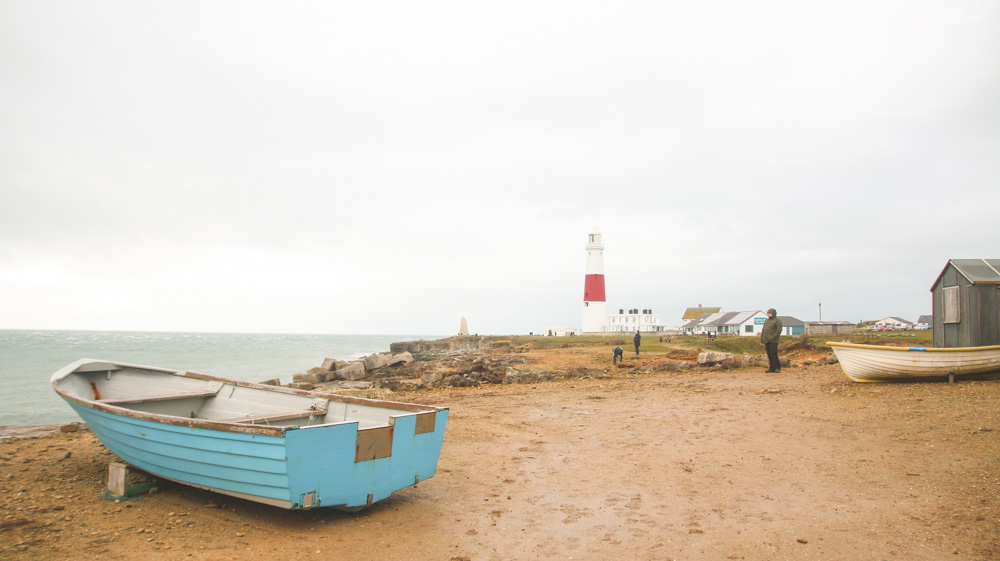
[{"xmin": 55, "ymin": 361, "xmax": 432, "ymax": 430}]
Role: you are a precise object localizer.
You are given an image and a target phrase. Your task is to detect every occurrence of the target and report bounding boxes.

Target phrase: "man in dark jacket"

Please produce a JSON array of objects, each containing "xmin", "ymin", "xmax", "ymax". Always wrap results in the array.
[
  {"xmin": 633, "ymin": 330, "xmax": 641, "ymax": 356},
  {"xmin": 761, "ymin": 308, "xmax": 782, "ymax": 372}
]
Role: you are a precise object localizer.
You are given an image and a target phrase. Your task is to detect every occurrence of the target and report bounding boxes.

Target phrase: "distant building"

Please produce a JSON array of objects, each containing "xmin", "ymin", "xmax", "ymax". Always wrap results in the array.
[
  {"xmin": 543, "ymin": 327, "xmax": 577, "ymax": 337},
  {"xmin": 682, "ymin": 312, "xmax": 725, "ymax": 335},
  {"xmin": 608, "ymin": 308, "xmax": 667, "ymax": 333},
  {"xmin": 930, "ymin": 258, "xmax": 1000, "ymax": 347},
  {"xmin": 779, "ymin": 316, "xmax": 806, "ymax": 336},
  {"xmin": 805, "ymin": 321, "xmax": 856, "ymax": 336},
  {"xmin": 874, "ymin": 317, "xmax": 913, "ymax": 330},
  {"xmin": 683, "ymin": 310, "xmax": 790, "ymax": 337},
  {"xmin": 914, "ymin": 315, "xmax": 933, "ymax": 330}
]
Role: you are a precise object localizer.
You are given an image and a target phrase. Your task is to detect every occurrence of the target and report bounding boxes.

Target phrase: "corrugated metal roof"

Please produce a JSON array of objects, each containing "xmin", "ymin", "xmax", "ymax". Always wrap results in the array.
[
  {"xmin": 704, "ymin": 312, "xmax": 739, "ymax": 327},
  {"xmin": 696, "ymin": 312, "xmax": 728, "ymax": 326},
  {"xmin": 932, "ymin": 259, "xmax": 1000, "ymax": 289},
  {"xmin": 725, "ymin": 311, "xmax": 760, "ymax": 325},
  {"xmin": 951, "ymin": 259, "xmax": 1000, "ymax": 283}
]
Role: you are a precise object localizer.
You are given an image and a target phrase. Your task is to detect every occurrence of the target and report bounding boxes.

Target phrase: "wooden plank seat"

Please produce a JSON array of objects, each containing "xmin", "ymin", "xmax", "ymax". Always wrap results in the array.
[
  {"xmin": 98, "ymin": 389, "xmax": 221, "ymax": 405},
  {"xmin": 221, "ymin": 409, "xmax": 326, "ymax": 425}
]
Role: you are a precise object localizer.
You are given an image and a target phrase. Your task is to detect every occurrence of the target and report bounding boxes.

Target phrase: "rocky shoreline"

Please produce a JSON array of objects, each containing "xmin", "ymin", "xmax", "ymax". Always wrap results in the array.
[{"xmin": 279, "ymin": 335, "xmax": 840, "ymax": 398}]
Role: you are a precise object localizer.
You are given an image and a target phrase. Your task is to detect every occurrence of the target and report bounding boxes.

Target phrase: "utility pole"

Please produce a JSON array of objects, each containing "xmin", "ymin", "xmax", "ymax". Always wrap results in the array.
[{"xmin": 819, "ymin": 303, "xmax": 822, "ymax": 322}]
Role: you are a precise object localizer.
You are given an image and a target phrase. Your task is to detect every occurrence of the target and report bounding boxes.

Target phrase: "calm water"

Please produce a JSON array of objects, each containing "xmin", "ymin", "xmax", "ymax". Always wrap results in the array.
[{"xmin": 0, "ymin": 330, "xmax": 442, "ymax": 426}]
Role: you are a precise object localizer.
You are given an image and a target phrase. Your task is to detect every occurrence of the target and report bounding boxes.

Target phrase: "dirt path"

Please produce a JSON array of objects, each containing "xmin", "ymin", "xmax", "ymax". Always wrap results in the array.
[{"xmin": 3, "ymin": 362, "xmax": 999, "ymax": 560}]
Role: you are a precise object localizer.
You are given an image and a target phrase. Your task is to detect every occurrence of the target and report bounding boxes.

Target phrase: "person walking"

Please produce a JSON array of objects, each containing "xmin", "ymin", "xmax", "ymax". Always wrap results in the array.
[
  {"xmin": 633, "ymin": 330, "xmax": 641, "ymax": 356},
  {"xmin": 761, "ymin": 308, "xmax": 783, "ymax": 373}
]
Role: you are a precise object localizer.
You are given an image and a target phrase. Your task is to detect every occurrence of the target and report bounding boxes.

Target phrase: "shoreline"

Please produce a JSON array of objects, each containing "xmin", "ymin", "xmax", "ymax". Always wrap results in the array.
[{"xmin": 0, "ymin": 423, "xmax": 89, "ymax": 439}]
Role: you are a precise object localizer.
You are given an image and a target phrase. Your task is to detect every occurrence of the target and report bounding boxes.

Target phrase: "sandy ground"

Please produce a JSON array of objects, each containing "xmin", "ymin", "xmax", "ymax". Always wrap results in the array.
[{"xmin": 3, "ymin": 347, "xmax": 999, "ymax": 561}]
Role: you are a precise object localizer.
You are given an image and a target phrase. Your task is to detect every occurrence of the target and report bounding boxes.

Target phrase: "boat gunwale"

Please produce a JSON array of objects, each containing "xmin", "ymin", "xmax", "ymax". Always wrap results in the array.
[
  {"xmin": 51, "ymin": 358, "xmax": 447, "ymax": 437},
  {"xmin": 827, "ymin": 342, "xmax": 1000, "ymax": 353}
]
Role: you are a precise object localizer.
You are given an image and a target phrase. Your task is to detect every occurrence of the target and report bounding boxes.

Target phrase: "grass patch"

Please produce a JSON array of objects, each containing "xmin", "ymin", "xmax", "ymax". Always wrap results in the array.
[{"xmin": 506, "ymin": 329, "xmax": 934, "ymax": 354}]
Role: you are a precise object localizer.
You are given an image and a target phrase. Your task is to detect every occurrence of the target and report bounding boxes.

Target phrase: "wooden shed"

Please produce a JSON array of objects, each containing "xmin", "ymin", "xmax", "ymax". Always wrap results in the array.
[{"xmin": 930, "ymin": 259, "xmax": 1000, "ymax": 348}]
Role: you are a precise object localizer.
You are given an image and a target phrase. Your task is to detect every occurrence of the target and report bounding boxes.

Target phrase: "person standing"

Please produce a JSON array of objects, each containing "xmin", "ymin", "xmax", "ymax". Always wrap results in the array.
[
  {"xmin": 761, "ymin": 308, "xmax": 783, "ymax": 373},
  {"xmin": 633, "ymin": 330, "xmax": 641, "ymax": 356}
]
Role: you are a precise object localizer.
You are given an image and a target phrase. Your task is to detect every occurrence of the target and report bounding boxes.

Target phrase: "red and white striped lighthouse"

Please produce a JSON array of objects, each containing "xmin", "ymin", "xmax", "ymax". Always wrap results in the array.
[{"xmin": 582, "ymin": 228, "xmax": 607, "ymax": 333}]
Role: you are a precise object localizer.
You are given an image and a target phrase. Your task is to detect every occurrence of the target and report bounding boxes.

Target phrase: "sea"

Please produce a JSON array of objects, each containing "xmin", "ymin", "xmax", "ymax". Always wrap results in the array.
[{"xmin": 0, "ymin": 330, "xmax": 442, "ymax": 427}]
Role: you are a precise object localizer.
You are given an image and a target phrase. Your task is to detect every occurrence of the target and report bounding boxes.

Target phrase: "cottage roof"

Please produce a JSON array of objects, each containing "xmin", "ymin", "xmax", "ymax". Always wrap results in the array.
[
  {"xmin": 690, "ymin": 310, "xmax": 764, "ymax": 328},
  {"xmin": 917, "ymin": 315, "xmax": 933, "ymax": 324},
  {"xmin": 682, "ymin": 306, "xmax": 721, "ymax": 320},
  {"xmin": 698, "ymin": 312, "xmax": 730, "ymax": 326},
  {"xmin": 684, "ymin": 311, "xmax": 726, "ymax": 329},
  {"xmin": 704, "ymin": 312, "xmax": 740, "ymax": 327},
  {"xmin": 723, "ymin": 310, "xmax": 761, "ymax": 325},
  {"xmin": 777, "ymin": 316, "xmax": 805, "ymax": 327},
  {"xmin": 931, "ymin": 259, "xmax": 1000, "ymax": 290}
]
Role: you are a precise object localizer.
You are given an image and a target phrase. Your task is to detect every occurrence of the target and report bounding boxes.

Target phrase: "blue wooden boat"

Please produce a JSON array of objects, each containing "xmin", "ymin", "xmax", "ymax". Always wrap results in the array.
[{"xmin": 51, "ymin": 358, "xmax": 448, "ymax": 510}]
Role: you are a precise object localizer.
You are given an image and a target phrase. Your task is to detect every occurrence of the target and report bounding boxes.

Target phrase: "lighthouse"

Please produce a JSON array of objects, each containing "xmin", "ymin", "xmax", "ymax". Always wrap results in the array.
[{"xmin": 582, "ymin": 228, "xmax": 608, "ymax": 333}]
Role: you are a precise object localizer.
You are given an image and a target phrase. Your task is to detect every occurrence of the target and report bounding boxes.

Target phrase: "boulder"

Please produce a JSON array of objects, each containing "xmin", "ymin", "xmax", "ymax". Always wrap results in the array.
[
  {"xmin": 720, "ymin": 355, "xmax": 746, "ymax": 369},
  {"xmin": 338, "ymin": 361, "xmax": 367, "ymax": 381},
  {"xmin": 293, "ymin": 371, "xmax": 324, "ymax": 384},
  {"xmin": 289, "ymin": 382, "xmax": 314, "ymax": 390},
  {"xmin": 307, "ymin": 366, "xmax": 328, "ymax": 377},
  {"xmin": 421, "ymin": 370, "xmax": 446, "ymax": 384},
  {"xmin": 698, "ymin": 352, "xmax": 733, "ymax": 366},
  {"xmin": 363, "ymin": 353, "xmax": 390, "ymax": 371},
  {"xmin": 388, "ymin": 352, "xmax": 414, "ymax": 366},
  {"xmin": 258, "ymin": 378, "xmax": 282, "ymax": 387},
  {"xmin": 327, "ymin": 359, "xmax": 349, "ymax": 371}
]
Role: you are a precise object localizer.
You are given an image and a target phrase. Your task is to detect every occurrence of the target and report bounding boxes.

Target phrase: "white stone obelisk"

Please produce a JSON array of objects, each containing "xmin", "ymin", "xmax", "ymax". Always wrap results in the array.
[{"xmin": 582, "ymin": 228, "xmax": 607, "ymax": 333}]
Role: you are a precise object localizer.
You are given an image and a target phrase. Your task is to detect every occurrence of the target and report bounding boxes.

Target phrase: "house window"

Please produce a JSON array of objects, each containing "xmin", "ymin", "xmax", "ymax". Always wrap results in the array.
[
  {"xmin": 943, "ymin": 286, "xmax": 960, "ymax": 323},
  {"xmin": 744, "ymin": 325, "xmax": 753, "ymax": 333}
]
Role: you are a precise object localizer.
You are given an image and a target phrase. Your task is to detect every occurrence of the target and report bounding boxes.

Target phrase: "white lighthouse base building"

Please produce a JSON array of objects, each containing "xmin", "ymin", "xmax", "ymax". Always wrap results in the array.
[{"xmin": 608, "ymin": 308, "xmax": 668, "ymax": 333}]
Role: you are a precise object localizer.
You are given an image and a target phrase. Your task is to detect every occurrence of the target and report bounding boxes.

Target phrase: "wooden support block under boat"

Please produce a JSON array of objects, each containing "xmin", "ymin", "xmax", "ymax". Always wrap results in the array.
[{"xmin": 108, "ymin": 462, "xmax": 129, "ymax": 497}]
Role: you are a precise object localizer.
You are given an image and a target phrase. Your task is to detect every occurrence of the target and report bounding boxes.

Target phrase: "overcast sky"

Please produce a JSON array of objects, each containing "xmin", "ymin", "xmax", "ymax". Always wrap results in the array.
[{"xmin": 2, "ymin": 1, "xmax": 998, "ymax": 336}]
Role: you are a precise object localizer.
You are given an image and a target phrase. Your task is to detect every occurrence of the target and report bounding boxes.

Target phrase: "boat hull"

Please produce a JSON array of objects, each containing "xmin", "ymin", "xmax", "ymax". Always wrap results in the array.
[
  {"xmin": 828, "ymin": 342, "xmax": 1000, "ymax": 383},
  {"xmin": 52, "ymin": 359, "xmax": 448, "ymax": 509}
]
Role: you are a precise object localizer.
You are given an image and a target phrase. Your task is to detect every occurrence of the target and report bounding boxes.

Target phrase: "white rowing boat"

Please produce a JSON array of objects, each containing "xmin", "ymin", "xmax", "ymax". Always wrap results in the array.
[{"xmin": 828, "ymin": 342, "xmax": 1000, "ymax": 382}]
